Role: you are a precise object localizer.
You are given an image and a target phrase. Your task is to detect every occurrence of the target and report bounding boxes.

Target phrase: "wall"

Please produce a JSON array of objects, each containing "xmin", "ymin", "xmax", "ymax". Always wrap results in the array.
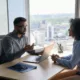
[{"xmin": 0, "ymin": 0, "xmax": 8, "ymax": 35}]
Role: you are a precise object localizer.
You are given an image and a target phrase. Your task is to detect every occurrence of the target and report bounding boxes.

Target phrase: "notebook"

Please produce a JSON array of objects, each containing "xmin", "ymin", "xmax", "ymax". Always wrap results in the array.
[{"xmin": 8, "ymin": 62, "xmax": 37, "ymax": 73}]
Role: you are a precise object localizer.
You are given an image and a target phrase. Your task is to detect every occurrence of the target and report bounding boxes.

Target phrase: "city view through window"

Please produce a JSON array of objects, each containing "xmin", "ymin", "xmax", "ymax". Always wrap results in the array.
[{"xmin": 29, "ymin": 0, "xmax": 75, "ymax": 51}]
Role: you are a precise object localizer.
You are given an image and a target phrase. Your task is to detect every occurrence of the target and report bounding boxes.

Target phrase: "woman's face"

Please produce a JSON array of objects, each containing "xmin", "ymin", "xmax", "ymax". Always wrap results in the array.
[{"xmin": 69, "ymin": 26, "xmax": 74, "ymax": 38}]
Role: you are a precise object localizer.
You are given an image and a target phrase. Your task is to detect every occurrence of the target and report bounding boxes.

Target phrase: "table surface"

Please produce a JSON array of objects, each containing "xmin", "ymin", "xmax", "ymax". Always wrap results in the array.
[
  {"xmin": 0, "ymin": 43, "xmax": 71, "ymax": 80},
  {"xmin": 0, "ymin": 55, "xmax": 64, "ymax": 80}
]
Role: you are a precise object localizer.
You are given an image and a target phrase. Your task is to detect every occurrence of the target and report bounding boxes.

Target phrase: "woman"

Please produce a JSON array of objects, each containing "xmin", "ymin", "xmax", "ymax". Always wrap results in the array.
[{"xmin": 50, "ymin": 18, "xmax": 80, "ymax": 80}]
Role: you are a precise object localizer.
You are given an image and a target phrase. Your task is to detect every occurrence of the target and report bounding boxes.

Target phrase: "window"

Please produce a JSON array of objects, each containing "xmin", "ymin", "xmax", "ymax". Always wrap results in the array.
[
  {"xmin": 8, "ymin": 0, "xmax": 26, "ymax": 32},
  {"xmin": 29, "ymin": 0, "xmax": 75, "ymax": 52},
  {"xmin": 0, "ymin": 0, "xmax": 8, "ymax": 35}
]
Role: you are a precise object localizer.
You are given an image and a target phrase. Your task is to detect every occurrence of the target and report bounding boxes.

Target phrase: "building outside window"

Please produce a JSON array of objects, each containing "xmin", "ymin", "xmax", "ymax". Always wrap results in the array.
[{"xmin": 29, "ymin": 0, "xmax": 75, "ymax": 52}]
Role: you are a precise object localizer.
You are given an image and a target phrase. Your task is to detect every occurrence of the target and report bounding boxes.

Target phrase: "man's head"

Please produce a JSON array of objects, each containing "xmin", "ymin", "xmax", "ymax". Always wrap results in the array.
[
  {"xmin": 13, "ymin": 17, "xmax": 27, "ymax": 35},
  {"xmin": 69, "ymin": 18, "xmax": 80, "ymax": 40}
]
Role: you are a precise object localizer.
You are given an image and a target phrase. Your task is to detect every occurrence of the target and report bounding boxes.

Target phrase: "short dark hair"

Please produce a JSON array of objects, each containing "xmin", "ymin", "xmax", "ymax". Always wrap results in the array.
[
  {"xmin": 70, "ymin": 18, "xmax": 80, "ymax": 40},
  {"xmin": 13, "ymin": 17, "xmax": 27, "ymax": 26}
]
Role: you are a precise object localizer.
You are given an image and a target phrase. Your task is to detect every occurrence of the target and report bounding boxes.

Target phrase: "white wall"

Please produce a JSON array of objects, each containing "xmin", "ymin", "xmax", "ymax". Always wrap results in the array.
[{"xmin": 0, "ymin": 0, "xmax": 8, "ymax": 35}]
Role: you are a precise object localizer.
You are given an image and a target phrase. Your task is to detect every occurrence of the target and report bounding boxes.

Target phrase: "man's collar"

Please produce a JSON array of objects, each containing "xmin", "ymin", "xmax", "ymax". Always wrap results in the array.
[{"xmin": 12, "ymin": 30, "xmax": 24, "ymax": 39}]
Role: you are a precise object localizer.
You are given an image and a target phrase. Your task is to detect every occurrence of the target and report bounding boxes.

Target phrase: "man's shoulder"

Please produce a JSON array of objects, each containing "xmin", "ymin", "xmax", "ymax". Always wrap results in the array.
[{"xmin": 2, "ymin": 33, "xmax": 13, "ymax": 42}]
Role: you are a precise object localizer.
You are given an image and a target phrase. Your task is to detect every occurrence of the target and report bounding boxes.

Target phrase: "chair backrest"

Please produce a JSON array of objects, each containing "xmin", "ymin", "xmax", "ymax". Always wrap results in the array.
[{"xmin": 0, "ymin": 35, "xmax": 5, "ymax": 56}]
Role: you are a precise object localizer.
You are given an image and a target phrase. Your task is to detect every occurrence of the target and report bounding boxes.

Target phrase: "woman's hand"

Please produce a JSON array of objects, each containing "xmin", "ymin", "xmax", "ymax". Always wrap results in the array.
[{"xmin": 51, "ymin": 54, "xmax": 60, "ymax": 63}]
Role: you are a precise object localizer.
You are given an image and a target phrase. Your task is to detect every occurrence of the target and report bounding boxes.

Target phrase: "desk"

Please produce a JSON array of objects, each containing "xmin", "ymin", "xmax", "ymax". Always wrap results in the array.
[{"xmin": 0, "ymin": 55, "xmax": 64, "ymax": 80}]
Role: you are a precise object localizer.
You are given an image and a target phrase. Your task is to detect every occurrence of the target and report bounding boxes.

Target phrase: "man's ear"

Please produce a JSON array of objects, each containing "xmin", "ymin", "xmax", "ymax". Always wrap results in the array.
[{"xmin": 31, "ymin": 43, "xmax": 34, "ymax": 47}]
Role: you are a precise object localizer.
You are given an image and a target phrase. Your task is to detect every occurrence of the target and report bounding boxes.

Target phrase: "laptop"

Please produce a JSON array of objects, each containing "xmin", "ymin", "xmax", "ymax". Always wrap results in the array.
[{"xmin": 23, "ymin": 44, "xmax": 53, "ymax": 63}]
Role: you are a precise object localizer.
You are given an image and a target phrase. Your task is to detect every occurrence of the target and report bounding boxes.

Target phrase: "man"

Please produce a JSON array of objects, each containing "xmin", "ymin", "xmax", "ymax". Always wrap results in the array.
[{"xmin": 0, "ymin": 17, "xmax": 42, "ymax": 64}]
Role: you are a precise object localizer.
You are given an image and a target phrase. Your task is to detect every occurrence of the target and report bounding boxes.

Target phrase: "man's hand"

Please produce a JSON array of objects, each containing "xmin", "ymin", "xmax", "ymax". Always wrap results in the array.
[
  {"xmin": 51, "ymin": 54, "xmax": 60, "ymax": 64},
  {"xmin": 24, "ymin": 43, "xmax": 34, "ymax": 51},
  {"xmin": 38, "ymin": 50, "xmax": 44, "ymax": 55}
]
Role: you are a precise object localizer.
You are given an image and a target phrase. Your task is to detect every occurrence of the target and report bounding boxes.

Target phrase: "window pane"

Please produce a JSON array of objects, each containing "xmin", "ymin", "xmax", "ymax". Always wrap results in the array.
[
  {"xmin": 29, "ymin": 0, "xmax": 75, "ymax": 51},
  {"xmin": 0, "ymin": 0, "xmax": 8, "ymax": 35},
  {"xmin": 8, "ymin": 0, "xmax": 26, "ymax": 32}
]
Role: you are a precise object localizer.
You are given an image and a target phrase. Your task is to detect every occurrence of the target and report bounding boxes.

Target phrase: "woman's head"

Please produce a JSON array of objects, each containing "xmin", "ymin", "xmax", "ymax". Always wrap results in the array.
[{"xmin": 69, "ymin": 18, "xmax": 80, "ymax": 40}]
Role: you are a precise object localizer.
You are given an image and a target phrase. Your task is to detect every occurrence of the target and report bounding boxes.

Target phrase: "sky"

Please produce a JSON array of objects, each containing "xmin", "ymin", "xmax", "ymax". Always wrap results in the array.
[{"xmin": 30, "ymin": 0, "xmax": 75, "ymax": 15}]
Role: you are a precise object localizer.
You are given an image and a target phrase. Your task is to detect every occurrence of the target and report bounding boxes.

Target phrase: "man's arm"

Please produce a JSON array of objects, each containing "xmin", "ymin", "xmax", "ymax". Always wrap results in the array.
[
  {"xmin": 25, "ymin": 44, "xmax": 44, "ymax": 55},
  {"xmin": 2, "ymin": 38, "xmax": 25, "ymax": 62}
]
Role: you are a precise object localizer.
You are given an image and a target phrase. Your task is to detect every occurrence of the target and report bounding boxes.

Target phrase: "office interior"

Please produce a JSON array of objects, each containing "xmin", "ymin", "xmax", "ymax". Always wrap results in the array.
[{"xmin": 0, "ymin": 0, "xmax": 80, "ymax": 80}]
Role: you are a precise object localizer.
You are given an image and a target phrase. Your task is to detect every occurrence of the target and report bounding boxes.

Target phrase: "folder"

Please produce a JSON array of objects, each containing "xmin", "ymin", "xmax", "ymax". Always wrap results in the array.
[{"xmin": 8, "ymin": 62, "xmax": 37, "ymax": 73}]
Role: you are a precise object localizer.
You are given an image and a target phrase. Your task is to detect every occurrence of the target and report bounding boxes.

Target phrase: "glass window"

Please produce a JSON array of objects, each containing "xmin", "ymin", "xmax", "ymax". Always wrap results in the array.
[
  {"xmin": 29, "ymin": 0, "xmax": 75, "ymax": 52},
  {"xmin": 8, "ymin": 0, "xmax": 26, "ymax": 32},
  {"xmin": 0, "ymin": 0, "xmax": 8, "ymax": 35}
]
